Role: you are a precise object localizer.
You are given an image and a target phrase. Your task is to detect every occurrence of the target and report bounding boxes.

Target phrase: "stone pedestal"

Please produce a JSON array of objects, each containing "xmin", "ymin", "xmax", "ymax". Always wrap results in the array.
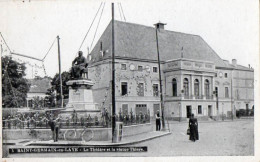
[
  {"xmin": 61, "ymin": 79, "xmax": 100, "ymax": 118},
  {"xmin": 66, "ymin": 79, "xmax": 97, "ymax": 111}
]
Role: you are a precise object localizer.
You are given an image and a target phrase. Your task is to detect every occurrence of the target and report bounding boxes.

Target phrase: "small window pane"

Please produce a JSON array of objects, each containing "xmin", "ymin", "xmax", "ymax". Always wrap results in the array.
[
  {"xmin": 138, "ymin": 66, "xmax": 143, "ymax": 71},
  {"xmin": 153, "ymin": 67, "xmax": 158, "ymax": 73},
  {"xmin": 121, "ymin": 64, "xmax": 126, "ymax": 70}
]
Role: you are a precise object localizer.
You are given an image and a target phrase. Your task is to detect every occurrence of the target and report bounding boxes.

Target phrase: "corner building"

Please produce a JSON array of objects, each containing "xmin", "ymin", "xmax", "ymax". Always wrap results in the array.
[{"xmin": 88, "ymin": 20, "xmax": 254, "ymax": 120}]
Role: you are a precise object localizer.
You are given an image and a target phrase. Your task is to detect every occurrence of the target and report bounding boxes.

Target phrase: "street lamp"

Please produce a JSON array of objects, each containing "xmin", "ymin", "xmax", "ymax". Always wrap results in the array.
[{"xmin": 154, "ymin": 22, "xmax": 166, "ymax": 130}]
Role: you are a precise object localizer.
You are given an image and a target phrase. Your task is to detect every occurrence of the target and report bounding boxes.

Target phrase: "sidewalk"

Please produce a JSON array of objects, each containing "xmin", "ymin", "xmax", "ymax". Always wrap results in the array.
[
  {"xmin": 5, "ymin": 131, "xmax": 171, "ymax": 147},
  {"xmin": 166, "ymin": 117, "xmax": 254, "ymax": 124}
]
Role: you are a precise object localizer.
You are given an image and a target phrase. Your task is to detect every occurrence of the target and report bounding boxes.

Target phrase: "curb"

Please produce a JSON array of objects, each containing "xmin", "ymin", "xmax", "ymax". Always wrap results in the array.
[{"xmin": 27, "ymin": 132, "xmax": 172, "ymax": 147}]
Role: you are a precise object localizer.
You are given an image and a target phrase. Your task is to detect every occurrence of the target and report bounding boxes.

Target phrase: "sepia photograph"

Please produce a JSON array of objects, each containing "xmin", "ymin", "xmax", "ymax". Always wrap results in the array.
[{"xmin": 0, "ymin": 0, "xmax": 259, "ymax": 160}]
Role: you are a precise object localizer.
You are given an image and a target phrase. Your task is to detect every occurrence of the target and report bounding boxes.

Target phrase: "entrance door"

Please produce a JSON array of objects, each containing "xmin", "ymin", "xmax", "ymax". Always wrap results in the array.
[
  {"xmin": 186, "ymin": 106, "xmax": 192, "ymax": 118},
  {"xmin": 208, "ymin": 105, "xmax": 212, "ymax": 117}
]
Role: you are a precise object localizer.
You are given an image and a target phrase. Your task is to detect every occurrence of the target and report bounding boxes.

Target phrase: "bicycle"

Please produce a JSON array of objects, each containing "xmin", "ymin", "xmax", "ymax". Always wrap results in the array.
[{"xmin": 64, "ymin": 125, "xmax": 94, "ymax": 142}]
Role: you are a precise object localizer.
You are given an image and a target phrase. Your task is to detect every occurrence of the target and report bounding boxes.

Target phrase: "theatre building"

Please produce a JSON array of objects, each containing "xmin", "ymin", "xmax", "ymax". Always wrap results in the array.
[{"xmin": 88, "ymin": 20, "xmax": 254, "ymax": 120}]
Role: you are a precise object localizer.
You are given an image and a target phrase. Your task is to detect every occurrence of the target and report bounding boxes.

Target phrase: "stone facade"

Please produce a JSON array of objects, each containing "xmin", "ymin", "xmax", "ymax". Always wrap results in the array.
[{"xmin": 87, "ymin": 21, "xmax": 254, "ymax": 120}]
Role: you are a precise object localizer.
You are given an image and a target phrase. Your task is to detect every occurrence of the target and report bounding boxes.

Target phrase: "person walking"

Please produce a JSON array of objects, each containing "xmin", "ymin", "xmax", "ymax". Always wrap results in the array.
[
  {"xmin": 188, "ymin": 114, "xmax": 199, "ymax": 142},
  {"xmin": 155, "ymin": 110, "xmax": 161, "ymax": 131}
]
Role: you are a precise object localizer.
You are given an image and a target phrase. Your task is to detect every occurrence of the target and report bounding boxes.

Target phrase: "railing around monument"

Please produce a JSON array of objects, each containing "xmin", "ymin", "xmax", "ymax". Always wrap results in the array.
[{"xmin": 2, "ymin": 113, "xmax": 151, "ymax": 129}]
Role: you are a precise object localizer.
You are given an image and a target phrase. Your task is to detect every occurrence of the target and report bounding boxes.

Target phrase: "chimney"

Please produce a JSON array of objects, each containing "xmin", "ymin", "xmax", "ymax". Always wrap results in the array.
[
  {"xmin": 154, "ymin": 22, "xmax": 167, "ymax": 30},
  {"xmin": 232, "ymin": 59, "xmax": 237, "ymax": 66}
]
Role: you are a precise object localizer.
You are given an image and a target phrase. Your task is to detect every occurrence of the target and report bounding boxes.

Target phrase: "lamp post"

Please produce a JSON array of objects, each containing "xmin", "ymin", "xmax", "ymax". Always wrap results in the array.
[{"xmin": 154, "ymin": 22, "xmax": 166, "ymax": 130}]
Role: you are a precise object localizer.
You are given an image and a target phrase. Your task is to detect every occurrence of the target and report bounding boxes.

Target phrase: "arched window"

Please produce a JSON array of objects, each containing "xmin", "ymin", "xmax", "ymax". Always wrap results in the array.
[
  {"xmin": 204, "ymin": 79, "xmax": 210, "ymax": 98},
  {"xmin": 194, "ymin": 79, "xmax": 199, "ymax": 98},
  {"xmin": 183, "ymin": 78, "xmax": 189, "ymax": 97},
  {"xmin": 172, "ymin": 78, "xmax": 177, "ymax": 96}
]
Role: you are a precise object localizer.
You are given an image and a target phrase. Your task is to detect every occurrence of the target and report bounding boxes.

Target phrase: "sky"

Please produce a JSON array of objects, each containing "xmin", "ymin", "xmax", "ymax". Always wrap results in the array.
[{"xmin": 0, "ymin": 0, "xmax": 259, "ymax": 79}]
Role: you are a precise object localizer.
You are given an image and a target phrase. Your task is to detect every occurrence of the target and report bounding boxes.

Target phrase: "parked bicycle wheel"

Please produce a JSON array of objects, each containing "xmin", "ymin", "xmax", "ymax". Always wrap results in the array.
[
  {"xmin": 81, "ymin": 129, "xmax": 94, "ymax": 142},
  {"xmin": 64, "ymin": 130, "xmax": 76, "ymax": 141}
]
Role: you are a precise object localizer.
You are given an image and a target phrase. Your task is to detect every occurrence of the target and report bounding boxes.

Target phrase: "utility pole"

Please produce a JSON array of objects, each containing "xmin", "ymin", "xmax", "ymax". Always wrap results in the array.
[
  {"xmin": 57, "ymin": 35, "xmax": 63, "ymax": 108},
  {"xmin": 231, "ymin": 70, "xmax": 233, "ymax": 120},
  {"xmin": 154, "ymin": 23, "xmax": 166, "ymax": 130},
  {"xmin": 111, "ymin": 3, "xmax": 116, "ymax": 142}
]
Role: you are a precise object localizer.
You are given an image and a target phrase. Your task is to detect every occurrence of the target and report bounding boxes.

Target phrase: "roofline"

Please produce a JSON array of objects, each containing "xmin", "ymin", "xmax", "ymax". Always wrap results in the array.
[
  {"xmin": 216, "ymin": 66, "xmax": 254, "ymax": 72},
  {"xmin": 114, "ymin": 20, "xmax": 202, "ymax": 38},
  {"xmin": 165, "ymin": 58, "xmax": 214, "ymax": 64},
  {"xmin": 89, "ymin": 56, "xmax": 165, "ymax": 67}
]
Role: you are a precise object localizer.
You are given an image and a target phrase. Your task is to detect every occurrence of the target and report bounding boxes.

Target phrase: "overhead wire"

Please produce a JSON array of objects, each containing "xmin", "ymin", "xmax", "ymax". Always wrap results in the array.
[
  {"xmin": 90, "ymin": 2, "xmax": 106, "ymax": 51},
  {"xmin": 78, "ymin": 2, "xmax": 104, "ymax": 53},
  {"xmin": 0, "ymin": 32, "xmax": 12, "ymax": 53},
  {"xmin": 42, "ymin": 37, "xmax": 57, "ymax": 61},
  {"xmin": 119, "ymin": 3, "xmax": 126, "ymax": 22},
  {"xmin": 117, "ymin": 2, "xmax": 123, "ymax": 21}
]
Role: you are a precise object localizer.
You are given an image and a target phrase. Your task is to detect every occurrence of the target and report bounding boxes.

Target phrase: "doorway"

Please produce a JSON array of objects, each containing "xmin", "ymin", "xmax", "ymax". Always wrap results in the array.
[
  {"xmin": 208, "ymin": 105, "xmax": 212, "ymax": 117},
  {"xmin": 186, "ymin": 106, "xmax": 192, "ymax": 118}
]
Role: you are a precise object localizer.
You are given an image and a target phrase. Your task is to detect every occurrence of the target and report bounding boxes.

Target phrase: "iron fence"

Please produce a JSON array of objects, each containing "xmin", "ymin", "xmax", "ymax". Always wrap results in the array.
[{"xmin": 2, "ymin": 113, "xmax": 151, "ymax": 129}]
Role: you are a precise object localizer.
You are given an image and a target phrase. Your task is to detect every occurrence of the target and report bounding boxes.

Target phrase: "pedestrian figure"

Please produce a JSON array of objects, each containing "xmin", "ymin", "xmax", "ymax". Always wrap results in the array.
[
  {"xmin": 48, "ymin": 117, "xmax": 56, "ymax": 142},
  {"xmin": 104, "ymin": 108, "xmax": 109, "ymax": 127},
  {"xmin": 188, "ymin": 114, "xmax": 199, "ymax": 142},
  {"xmin": 3, "ymin": 117, "xmax": 6, "ymax": 128},
  {"xmin": 54, "ymin": 117, "xmax": 60, "ymax": 142},
  {"xmin": 155, "ymin": 110, "xmax": 161, "ymax": 131}
]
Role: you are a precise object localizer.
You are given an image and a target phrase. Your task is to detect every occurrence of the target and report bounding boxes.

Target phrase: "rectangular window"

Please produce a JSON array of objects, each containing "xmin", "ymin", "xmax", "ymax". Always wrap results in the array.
[
  {"xmin": 121, "ymin": 82, "xmax": 128, "ymax": 96},
  {"xmin": 135, "ymin": 104, "xmax": 147, "ymax": 115},
  {"xmin": 153, "ymin": 84, "xmax": 159, "ymax": 96},
  {"xmin": 225, "ymin": 87, "xmax": 229, "ymax": 98},
  {"xmin": 198, "ymin": 105, "xmax": 202, "ymax": 114},
  {"xmin": 215, "ymin": 87, "xmax": 218, "ymax": 97},
  {"xmin": 138, "ymin": 66, "xmax": 143, "ymax": 71},
  {"xmin": 121, "ymin": 64, "xmax": 126, "ymax": 70},
  {"xmin": 224, "ymin": 73, "xmax": 228, "ymax": 78},
  {"xmin": 215, "ymin": 73, "xmax": 217, "ymax": 77},
  {"xmin": 137, "ymin": 83, "xmax": 144, "ymax": 96},
  {"xmin": 153, "ymin": 67, "xmax": 158, "ymax": 73}
]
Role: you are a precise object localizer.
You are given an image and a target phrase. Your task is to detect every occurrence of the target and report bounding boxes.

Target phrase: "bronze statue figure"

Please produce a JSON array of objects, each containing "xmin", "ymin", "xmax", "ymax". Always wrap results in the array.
[{"xmin": 71, "ymin": 51, "xmax": 88, "ymax": 79}]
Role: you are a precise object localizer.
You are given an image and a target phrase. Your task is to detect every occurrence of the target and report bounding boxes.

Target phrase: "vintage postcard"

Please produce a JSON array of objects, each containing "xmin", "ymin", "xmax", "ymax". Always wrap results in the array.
[{"xmin": 0, "ymin": 0, "xmax": 259, "ymax": 161}]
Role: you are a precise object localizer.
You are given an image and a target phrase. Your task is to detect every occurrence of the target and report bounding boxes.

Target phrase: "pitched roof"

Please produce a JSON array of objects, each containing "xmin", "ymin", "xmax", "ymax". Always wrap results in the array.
[
  {"xmin": 28, "ymin": 78, "xmax": 51, "ymax": 93},
  {"xmin": 89, "ymin": 20, "xmax": 227, "ymax": 67},
  {"xmin": 227, "ymin": 64, "xmax": 254, "ymax": 71}
]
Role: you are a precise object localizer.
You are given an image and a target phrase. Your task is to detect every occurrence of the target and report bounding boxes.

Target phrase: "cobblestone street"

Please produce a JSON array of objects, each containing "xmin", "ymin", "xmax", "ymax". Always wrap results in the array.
[
  {"xmin": 133, "ymin": 119, "xmax": 254, "ymax": 156},
  {"xmin": 4, "ymin": 119, "xmax": 254, "ymax": 157}
]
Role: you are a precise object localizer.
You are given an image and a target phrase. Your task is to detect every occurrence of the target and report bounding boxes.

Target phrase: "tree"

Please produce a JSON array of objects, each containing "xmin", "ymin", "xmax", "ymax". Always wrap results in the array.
[
  {"xmin": 46, "ymin": 71, "xmax": 71, "ymax": 107},
  {"xmin": 2, "ymin": 56, "xmax": 30, "ymax": 108},
  {"xmin": 32, "ymin": 96, "xmax": 45, "ymax": 109},
  {"xmin": 45, "ymin": 87, "xmax": 56, "ymax": 107}
]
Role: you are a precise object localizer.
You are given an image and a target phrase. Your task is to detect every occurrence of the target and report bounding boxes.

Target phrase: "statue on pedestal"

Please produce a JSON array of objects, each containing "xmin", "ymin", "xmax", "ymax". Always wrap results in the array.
[{"xmin": 71, "ymin": 51, "xmax": 88, "ymax": 79}]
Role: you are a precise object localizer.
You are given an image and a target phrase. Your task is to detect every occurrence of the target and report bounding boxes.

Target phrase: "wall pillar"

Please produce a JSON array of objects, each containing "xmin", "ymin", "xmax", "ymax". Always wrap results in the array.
[
  {"xmin": 191, "ymin": 75, "xmax": 194, "ymax": 99},
  {"xmin": 202, "ymin": 75, "xmax": 205, "ymax": 99}
]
